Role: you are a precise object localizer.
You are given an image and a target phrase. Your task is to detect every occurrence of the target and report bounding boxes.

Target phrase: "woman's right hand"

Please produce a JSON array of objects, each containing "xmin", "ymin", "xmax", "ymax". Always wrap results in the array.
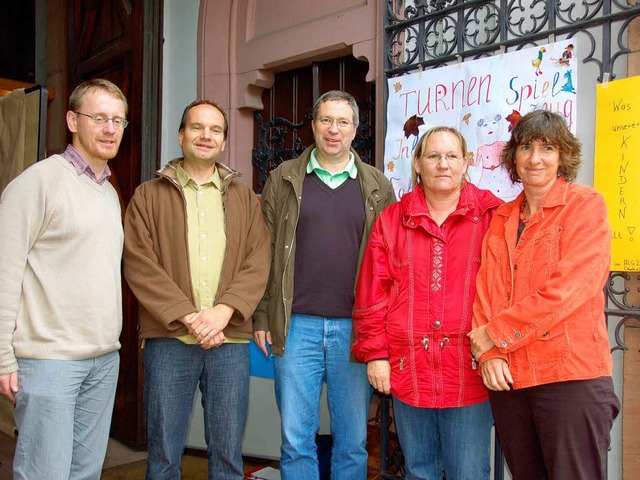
[
  {"xmin": 481, "ymin": 358, "xmax": 513, "ymax": 391},
  {"xmin": 367, "ymin": 359, "xmax": 391, "ymax": 394}
]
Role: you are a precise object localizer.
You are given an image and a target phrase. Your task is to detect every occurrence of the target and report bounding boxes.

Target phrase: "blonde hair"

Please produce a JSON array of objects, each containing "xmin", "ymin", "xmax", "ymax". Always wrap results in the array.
[
  {"xmin": 69, "ymin": 79, "xmax": 128, "ymax": 115},
  {"xmin": 412, "ymin": 126, "xmax": 469, "ymax": 187}
]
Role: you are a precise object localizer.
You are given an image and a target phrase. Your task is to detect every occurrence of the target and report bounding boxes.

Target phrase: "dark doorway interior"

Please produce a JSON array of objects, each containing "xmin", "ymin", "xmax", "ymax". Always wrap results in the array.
[{"xmin": 0, "ymin": 0, "xmax": 35, "ymax": 83}]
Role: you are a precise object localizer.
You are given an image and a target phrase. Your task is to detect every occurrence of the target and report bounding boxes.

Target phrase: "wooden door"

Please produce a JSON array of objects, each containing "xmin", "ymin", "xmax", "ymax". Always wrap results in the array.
[{"xmin": 68, "ymin": 0, "xmax": 161, "ymax": 446}]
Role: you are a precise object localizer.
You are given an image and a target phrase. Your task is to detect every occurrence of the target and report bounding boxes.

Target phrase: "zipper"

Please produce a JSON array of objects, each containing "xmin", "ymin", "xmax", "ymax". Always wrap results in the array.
[
  {"xmin": 281, "ymin": 175, "xmax": 301, "ymax": 350},
  {"xmin": 162, "ymin": 171, "xmax": 197, "ymax": 304},
  {"xmin": 507, "ymin": 233, "xmax": 515, "ymax": 305},
  {"xmin": 213, "ymin": 183, "xmax": 230, "ymax": 305}
]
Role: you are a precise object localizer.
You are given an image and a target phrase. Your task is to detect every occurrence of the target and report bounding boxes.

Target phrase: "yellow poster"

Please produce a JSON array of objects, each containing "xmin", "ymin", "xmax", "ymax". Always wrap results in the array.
[{"xmin": 594, "ymin": 75, "xmax": 640, "ymax": 271}]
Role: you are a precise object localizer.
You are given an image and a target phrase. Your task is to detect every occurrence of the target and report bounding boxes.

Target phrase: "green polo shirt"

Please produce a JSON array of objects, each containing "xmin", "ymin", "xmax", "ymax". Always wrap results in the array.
[
  {"xmin": 307, "ymin": 149, "xmax": 357, "ymax": 188},
  {"xmin": 175, "ymin": 162, "xmax": 245, "ymax": 344}
]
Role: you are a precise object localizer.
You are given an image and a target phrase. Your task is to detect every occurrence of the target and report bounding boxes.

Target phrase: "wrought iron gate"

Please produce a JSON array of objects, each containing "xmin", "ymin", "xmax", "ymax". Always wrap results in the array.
[
  {"xmin": 383, "ymin": 1, "xmax": 640, "ymax": 479},
  {"xmin": 385, "ymin": 0, "xmax": 639, "ymax": 79}
]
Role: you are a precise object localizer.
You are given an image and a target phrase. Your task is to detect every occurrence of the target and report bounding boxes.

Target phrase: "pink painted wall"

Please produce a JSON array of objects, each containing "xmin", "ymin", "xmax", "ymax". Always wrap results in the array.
[{"xmin": 197, "ymin": 0, "xmax": 383, "ymax": 184}]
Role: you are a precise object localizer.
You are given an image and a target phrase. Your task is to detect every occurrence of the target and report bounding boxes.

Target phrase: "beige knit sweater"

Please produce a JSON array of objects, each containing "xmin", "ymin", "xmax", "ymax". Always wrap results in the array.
[{"xmin": 0, "ymin": 155, "xmax": 123, "ymax": 375}]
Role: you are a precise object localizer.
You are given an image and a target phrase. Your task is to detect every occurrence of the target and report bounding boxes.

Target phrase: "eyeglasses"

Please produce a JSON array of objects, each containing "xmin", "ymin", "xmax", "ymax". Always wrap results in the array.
[
  {"xmin": 422, "ymin": 152, "xmax": 464, "ymax": 164},
  {"xmin": 75, "ymin": 112, "xmax": 129, "ymax": 129},
  {"xmin": 316, "ymin": 117, "xmax": 355, "ymax": 129}
]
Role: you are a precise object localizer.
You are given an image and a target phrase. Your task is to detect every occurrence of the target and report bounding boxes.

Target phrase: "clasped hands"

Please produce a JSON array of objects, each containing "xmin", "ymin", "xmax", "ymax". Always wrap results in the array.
[
  {"xmin": 468, "ymin": 325, "xmax": 514, "ymax": 392},
  {"xmin": 180, "ymin": 304, "xmax": 234, "ymax": 350}
]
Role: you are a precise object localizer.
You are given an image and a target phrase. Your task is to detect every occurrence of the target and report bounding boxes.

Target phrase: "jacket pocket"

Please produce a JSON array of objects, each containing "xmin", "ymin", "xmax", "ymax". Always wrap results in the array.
[
  {"xmin": 526, "ymin": 323, "xmax": 571, "ymax": 367},
  {"xmin": 387, "ymin": 339, "xmax": 411, "ymax": 389},
  {"xmin": 528, "ymin": 226, "xmax": 562, "ymax": 283},
  {"xmin": 486, "ymin": 236, "xmax": 505, "ymax": 265}
]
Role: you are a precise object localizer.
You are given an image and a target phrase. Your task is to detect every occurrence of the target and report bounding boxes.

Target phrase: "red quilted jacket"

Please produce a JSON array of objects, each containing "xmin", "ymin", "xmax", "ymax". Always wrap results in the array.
[{"xmin": 352, "ymin": 183, "xmax": 501, "ymax": 408}]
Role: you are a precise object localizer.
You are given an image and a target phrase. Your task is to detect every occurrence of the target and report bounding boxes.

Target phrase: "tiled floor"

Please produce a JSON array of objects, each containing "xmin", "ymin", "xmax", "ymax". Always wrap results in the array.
[
  {"xmin": 100, "ymin": 450, "xmax": 279, "ymax": 479},
  {"xmin": 0, "ymin": 432, "xmax": 278, "ymax": 479},
  {"xmin": 0, "ymin": 431, "xmax": 387, "ymax": 479}
]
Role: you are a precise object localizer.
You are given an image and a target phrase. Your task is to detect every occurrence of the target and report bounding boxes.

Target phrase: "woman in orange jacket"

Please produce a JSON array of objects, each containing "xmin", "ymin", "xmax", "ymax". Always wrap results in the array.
[{"xmin": 469, "ymin": 110, "xmax": 620, "ymax": 480}]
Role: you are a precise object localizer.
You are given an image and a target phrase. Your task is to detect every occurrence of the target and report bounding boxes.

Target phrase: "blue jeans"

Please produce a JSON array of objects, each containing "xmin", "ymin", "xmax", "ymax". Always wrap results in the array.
[
  {"xmin": 143, "ymin": 338, "xmax": 249, "ymax": 480},
  {"xmin": 274, "ymin": 314, "xmax": 371, "ymax": 480},
  {"xmin": 13, "ymin": 352, "xmax": 119, "ymax": 480},
  {"xmin": 393, "ymin": 397, "xmax": 493, "ymax": 480}
]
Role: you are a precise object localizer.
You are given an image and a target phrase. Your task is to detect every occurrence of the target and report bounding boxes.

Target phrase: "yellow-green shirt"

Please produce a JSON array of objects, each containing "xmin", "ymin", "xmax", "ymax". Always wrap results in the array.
[
  {"xmin": 307, "ymin": 149, "xmax": 357, "ymax": 188},
  {"xmin": 175, "ymin": 162, "xmax": 246, "ymax": 344}
]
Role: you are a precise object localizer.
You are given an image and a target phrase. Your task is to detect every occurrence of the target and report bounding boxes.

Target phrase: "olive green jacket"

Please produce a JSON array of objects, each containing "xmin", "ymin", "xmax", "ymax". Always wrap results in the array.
[{"xmin": 253, "ymin": 146, "xmax": 396, "ymax": 356}]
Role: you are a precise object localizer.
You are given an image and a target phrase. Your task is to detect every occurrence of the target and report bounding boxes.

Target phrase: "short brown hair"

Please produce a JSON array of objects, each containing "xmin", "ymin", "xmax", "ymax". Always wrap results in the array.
[
  {"xmin": 411, "ymin": 126, "xmax": 469, "ymax": 187},
  {"xmin": 501, "ymin": 110, "xmax": 581, "ymax": 183},
  {"xmin": 179, "ymin": 100, "xmax": 229, "ymax": 140},
  {"xmin": 69, "ymin": 79, "xmax": 128, "ymax": 115}
]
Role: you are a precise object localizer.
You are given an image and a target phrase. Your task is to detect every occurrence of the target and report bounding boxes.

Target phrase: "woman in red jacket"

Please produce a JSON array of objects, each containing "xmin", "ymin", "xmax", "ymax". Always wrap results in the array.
[
  {"xmin": 469, "ymin": 110, "xmax": 620, "ymax": 480},
  {"xmin": 352, "ymin": 126, "xmax": 502, "ymax": 479}
]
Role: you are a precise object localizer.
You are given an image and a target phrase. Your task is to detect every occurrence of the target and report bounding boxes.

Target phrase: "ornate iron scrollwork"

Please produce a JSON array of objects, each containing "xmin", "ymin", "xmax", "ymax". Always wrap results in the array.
[
  {"xmin": 252, "ymin": 111, "xmax": 312, "ymax": 194},
  {"xmin": 385, "ymin": 0, "xmax": 640, "ymax": 80},
  {"xmin": 606, "ymin": 271, "xmax": 640, "ymax": 354},
  {"xmin": 352, "ymin": 101, "xmax": 376, "ymax": 166}
]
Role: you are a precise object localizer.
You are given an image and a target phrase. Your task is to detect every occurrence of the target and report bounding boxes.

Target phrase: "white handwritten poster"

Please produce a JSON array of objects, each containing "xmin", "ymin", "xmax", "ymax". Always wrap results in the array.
[{"xmin": 384, "ymin": 41, "xmax": 578, "ymax": 200}]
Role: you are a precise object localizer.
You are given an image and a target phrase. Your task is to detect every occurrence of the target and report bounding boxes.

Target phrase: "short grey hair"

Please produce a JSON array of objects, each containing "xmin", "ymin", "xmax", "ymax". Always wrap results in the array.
[{"xmin": 312, "ymin": 90, "xmax": 359, "ymax": 126}]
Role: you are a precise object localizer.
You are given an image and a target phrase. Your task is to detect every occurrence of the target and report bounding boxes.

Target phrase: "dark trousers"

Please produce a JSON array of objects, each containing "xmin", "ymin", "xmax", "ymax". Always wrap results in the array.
[{"xmin": 489, "ymin": 377, "xmax": 620, "ymax": 480}]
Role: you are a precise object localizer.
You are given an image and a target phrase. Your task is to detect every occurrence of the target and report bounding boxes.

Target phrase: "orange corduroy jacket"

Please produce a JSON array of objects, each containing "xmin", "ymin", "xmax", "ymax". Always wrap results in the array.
[{"xmin": 472, "ymin": 177, "xmax": 613, "ymax": 389}]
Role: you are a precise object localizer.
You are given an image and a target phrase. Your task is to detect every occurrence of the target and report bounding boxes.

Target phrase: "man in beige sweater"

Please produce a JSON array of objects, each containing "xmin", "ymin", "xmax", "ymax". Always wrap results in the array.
[{"xmin": 0, "ymin": 79, "xmax": 127, "ymax": 480}]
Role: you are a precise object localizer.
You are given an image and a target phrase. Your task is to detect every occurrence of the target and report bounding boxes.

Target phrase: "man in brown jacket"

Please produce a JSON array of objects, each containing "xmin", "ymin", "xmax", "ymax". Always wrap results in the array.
[{"xmin": 124, "ymin": 100, "xmax": 270, "ymax": 480}]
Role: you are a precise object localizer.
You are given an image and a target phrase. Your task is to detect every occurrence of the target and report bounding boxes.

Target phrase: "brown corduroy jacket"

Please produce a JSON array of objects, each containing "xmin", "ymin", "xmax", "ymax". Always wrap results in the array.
[{"xmin": 123, "ymin": 159, "xmax": 271, "ymax": 340}]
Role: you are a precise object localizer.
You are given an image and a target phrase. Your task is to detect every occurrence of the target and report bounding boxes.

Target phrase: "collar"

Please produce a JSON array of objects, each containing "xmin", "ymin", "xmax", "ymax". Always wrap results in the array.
[
  {"xmin": 63, "ymin": 144, "xmax": 111, "ymax": 184},
  {"xmin": 307, "ymin": 148, "xmax": 357, "ymax": 179},
  {"xmin": 539, "ymin": 176, "xmax": 568, "ymax": 208},
  {"xmin": 403, "ymin": 182, "xmax": 501, "ymax": 224},
  {"xmin": 497, "ymin": 177, "xmax": 568, "ymax": 218},
  {"xmin": 175, "ymin": 160, "xmax": 221, "ymax": 189}
]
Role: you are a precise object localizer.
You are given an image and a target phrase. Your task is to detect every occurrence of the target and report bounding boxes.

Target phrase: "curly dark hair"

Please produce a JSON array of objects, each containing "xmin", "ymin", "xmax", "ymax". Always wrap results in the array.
[{"xmin": 501, "ymin": 109, "xmax": 581, "ymax": 183}]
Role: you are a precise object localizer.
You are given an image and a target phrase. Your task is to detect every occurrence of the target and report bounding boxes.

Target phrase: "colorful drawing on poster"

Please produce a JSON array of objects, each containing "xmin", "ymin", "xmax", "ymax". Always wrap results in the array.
[
  {"xmin": 470, "ymin": 112, "xmax": 522, "ymax": 200},
  {"xmin": 531, "ymin": 47, "xmax": 546, "ymax": 76},
  {"xmin": 384, "ymin": 41, "xmax": 578, "ymax": 201},
  {"xmin": 403, "ymin": 114, "xmax": 425, "ymax": 152},
  {"xmin": 551, "ymin": 44, "xmax": 574, "ymax": 68}
]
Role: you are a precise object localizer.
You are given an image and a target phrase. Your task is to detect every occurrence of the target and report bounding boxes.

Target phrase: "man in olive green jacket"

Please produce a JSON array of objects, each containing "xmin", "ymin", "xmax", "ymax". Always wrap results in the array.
[{"xmin": 253, "ymin": 91, "xmax": 396, "ymax": 480}]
